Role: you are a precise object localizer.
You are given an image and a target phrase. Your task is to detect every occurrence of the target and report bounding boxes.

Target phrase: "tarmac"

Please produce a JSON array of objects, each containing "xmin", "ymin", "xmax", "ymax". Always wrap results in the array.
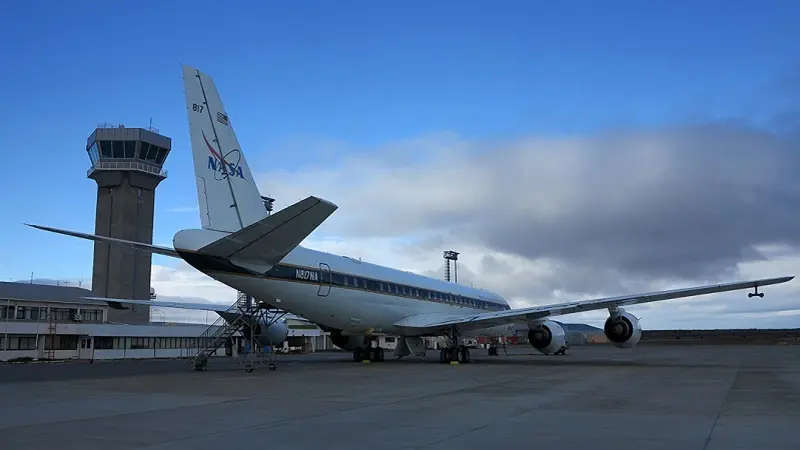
[{"xmin": 1, "ymin": 344, "xmax": 799, "ymax": 450}]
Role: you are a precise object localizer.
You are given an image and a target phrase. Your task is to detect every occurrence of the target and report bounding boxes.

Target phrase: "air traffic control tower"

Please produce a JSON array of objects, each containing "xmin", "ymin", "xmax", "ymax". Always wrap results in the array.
[{"xmin": 86, "ymin": 124, "xmax": 171, "ymax": 324}]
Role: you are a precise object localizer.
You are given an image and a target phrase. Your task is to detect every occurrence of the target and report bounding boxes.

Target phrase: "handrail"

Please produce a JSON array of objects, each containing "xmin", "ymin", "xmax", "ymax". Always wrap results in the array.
[{"xmin": 87, "ymin": 160, "xmax": 168, "ymax": 177}]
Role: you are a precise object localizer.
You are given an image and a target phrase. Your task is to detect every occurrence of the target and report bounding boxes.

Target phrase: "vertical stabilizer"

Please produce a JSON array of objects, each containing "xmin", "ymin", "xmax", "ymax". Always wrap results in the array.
[{"xmin": 181, "ymin": 64, "xmax": 267, "ymax": 233}]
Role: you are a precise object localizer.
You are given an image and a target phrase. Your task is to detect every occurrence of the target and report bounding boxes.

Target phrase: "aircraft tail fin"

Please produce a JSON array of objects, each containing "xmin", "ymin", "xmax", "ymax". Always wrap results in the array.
[{"xmin": 181, "ymin": 64, "xmax": 267, "ymax": 234}]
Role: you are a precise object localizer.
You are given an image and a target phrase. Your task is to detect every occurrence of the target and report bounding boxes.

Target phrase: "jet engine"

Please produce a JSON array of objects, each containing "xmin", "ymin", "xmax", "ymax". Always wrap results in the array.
[
  {"xmin": 329, "ymin": 330, "xmax": 365, "ymax": 351},
  {"xmin": 528, "ymin": 320, "xmax": 567, "ymax": 354},
  {"xmin": 241, "ymin": 317, "xmax": 290, "ymax": 347},
  {"xmin": 603, "ymin": 310, "xmax": 642, "ymax": 348}
]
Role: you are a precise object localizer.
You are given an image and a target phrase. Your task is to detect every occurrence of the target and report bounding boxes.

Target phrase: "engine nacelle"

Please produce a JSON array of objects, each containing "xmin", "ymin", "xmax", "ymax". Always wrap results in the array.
[
  {"xmin": 528, "ymin": 320, "xmax": 567, "ymax": 354},
  {"xmin": 241, "ymin": 318, "xmax": 290, "ymax": 347},
  {"xmin": 603, "ymin": 310, "xmax": 642, "ymax": 348},
  {"xmin": 329, "ymin": 330, "xmax": 366, "ymax": 351}
]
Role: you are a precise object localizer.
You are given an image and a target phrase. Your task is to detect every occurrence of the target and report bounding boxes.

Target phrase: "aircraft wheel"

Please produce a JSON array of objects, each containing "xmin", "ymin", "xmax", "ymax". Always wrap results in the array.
[{"xmin": 439, "ymin": 348, "xmax": 451, "ymax": 364}]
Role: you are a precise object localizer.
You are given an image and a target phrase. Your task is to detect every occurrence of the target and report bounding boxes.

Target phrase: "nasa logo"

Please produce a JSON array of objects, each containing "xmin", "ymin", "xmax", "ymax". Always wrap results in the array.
[
  {"xmin": 295, "ymin": 269, "xmax": 319, "ymax": 282},
  {"xmin": 201, "ymin": 130, "xmax": 245, "ymax": 180},
  {"xmin": 207, "ymin": 156, "xmax": 245, "ymax": 179}
]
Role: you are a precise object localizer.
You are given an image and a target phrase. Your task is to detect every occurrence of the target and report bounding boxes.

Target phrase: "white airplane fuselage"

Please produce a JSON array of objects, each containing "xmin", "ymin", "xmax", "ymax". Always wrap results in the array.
[{"xmin": 175, "ymin": 230, "xmax": 517, "ymax": 339}]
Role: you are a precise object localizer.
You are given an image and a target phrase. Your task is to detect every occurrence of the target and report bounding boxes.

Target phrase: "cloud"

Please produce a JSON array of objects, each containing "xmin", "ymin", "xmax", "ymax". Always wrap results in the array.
[
  {"xmin": 241, "ymin": 111, "xmax": 800, "ymax": 329},
  {"xmin": 264, "ymin": 121, "xmax": 800, "ymax": 283}
]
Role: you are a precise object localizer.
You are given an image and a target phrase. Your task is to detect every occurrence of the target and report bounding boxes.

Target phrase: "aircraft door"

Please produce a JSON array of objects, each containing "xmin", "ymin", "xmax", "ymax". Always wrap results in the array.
[{"xmin": 317, "ymin": 263, "xmax": 332, "ymax": 297}]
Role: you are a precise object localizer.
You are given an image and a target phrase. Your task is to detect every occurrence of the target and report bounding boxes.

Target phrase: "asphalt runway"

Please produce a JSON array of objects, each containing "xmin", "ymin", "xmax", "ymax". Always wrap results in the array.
[{"xmin": 1, "ymin": 344, "xmax": 798, "ymax": 449}]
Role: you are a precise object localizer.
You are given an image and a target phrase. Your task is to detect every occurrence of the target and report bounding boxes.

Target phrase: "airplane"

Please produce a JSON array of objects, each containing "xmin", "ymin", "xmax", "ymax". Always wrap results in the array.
[{"xmin": 28, "ymin": 64, "xmax": 795, "ymax": 366}]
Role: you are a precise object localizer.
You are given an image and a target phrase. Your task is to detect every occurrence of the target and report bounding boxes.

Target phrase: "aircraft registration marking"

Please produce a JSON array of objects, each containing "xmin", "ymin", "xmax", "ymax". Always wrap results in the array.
[{"xmin": 295, "ymin": 269, "xmax": 320, "ymax": 282}]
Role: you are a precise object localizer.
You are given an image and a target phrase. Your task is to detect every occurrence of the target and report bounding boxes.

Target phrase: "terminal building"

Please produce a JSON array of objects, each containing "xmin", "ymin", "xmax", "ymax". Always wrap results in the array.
[{"xmin": 0, "ymin": 281, "xmax": 331, "ymax": 362}]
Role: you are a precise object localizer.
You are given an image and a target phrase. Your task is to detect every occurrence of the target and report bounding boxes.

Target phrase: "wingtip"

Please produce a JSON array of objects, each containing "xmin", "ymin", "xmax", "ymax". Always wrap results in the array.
[
  {"xmin": 306, "ymin": 195, "xmax": 339, "ymax": 211},
  {"xmin": 318, "ymin": 197, "xmax": 339, "ymax": 211}
]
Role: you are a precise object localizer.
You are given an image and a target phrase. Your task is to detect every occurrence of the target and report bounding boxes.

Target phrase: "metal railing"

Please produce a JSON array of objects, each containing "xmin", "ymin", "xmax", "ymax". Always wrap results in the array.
[{"xmin": 96, "ymin": 122, "xmax": 160, "ymax": 134}]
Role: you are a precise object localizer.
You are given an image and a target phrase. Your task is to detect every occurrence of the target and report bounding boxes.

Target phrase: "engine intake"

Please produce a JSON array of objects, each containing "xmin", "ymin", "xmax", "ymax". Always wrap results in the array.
[
  {"xmin": 528, "ymin": 320, "xmax": 567, "ymax": 354},
  {"xmin": 241, "ymin": 318, "xmax": 289, "ymax": 347},
  {"xmin": 329, "ymin": 330, "xmax": 366, "ymax": 351},
  {"xmin": 603, "ymin": 310, "xmax": 642, "ymax": 348}
]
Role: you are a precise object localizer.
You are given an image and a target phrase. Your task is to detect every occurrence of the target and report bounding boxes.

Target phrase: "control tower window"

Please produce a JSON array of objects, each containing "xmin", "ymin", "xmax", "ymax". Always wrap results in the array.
[
  {"xmin": 99, "ymin": 140, "xmax": 112, "ymax": 157},
  {"xmin": 146, "ymin": 144, "xmax": 160, "ymax": 163},
  {"xmin": 112, "ymin": 141, "xmax": 124, "ymax": 158},
  {"xmin": 155, "ymin": 147, "xmax": 167, "ymax": 165},
  {"xmin": 124, "ymin": 141, "xmax": 136, "ymax": 158},
  {"xmin": 138, "ymin": 142, "xmax": 150, "ymax": 160},
  {"xmin": 87, "ymin": 142, "xmax": 100, "ymax": 165}
]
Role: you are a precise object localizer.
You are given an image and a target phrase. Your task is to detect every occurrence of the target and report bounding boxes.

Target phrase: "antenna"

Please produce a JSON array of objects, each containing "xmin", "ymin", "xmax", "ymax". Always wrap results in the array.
[
  {"xmin": 261, "ymin": 196, "xmax": 275, "ymax": 216},
  {"xmin": 443, "ymin": 250, "xmax": 460, "ymax": 283}
]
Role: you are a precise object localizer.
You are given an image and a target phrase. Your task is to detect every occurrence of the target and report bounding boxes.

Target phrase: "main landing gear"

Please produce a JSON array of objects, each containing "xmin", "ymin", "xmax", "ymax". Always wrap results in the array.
[
  {"xmin": 439, "ymin": 327, "xmax": 471, "ymax": 364},
  {"xmin": 353, "ymin": 338, "xmax": 385, "ymax": 363},
  {"xmin": 748, "ymin": 286, "xmax": 765, "ymax": 298}
]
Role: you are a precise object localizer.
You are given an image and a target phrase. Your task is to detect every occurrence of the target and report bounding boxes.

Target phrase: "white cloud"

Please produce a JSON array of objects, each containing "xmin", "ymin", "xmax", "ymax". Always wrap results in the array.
[{"xmin": 149, "ymin": 261, "xmax": 237, "ymax": 323}]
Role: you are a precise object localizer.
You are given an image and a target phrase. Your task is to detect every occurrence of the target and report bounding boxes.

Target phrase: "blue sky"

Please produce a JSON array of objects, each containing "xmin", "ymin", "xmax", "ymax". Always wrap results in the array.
[{"xmin": 0, "ymin": 0, "xmax": 798, "ymax": 284}]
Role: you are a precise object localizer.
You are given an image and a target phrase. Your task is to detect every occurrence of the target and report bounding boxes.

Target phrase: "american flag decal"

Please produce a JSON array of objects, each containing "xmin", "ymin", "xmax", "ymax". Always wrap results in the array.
[{"xmin": 216, "ymin": 112, "xmax": 229, "ymax": 125}]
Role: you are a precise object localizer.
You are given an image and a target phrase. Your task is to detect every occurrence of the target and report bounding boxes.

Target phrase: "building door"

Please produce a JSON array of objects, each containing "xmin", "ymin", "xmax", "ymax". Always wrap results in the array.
[{"xmin": 78, "ymin": 336, "xmax": 93, "ymax": 360}]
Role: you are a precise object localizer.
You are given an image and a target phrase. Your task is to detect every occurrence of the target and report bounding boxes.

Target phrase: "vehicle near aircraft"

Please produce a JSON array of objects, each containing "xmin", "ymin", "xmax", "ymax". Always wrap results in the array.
[{"xmin": 29, "ymin": 65, "xmax": 794, "ymax": 365}]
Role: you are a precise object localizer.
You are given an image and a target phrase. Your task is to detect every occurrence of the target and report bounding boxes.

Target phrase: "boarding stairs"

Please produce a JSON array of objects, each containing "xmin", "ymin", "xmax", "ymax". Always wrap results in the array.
[
  {"xmin": 192, "ymin": 291, "xmax": 265, "ymax": 371},
  {"xmin": 239, "ymin": 305, "xmax": 286, "ymax": 372}
]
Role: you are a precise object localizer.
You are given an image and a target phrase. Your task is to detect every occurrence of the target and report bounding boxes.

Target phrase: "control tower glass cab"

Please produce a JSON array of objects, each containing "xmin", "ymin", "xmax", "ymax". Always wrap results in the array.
[
  {"xmin": 86, "ymin": 123, "xmax": 170, "ymax": 179},
  {"xmin": 86, "ymin": 124, "xmax": 171, "ymax": 325}
]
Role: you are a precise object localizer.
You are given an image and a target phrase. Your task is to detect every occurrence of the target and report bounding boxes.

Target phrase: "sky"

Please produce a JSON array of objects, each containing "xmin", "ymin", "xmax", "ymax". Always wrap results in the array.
[{"xmin": 1, "ymin": 1, "xmax": 799, "ymax": 329}]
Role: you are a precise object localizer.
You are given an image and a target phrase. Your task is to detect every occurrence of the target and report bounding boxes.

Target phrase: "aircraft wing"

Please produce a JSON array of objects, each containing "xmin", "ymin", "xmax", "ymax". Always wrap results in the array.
[
  {"xmin": 82, "ymin": 296, "xmax": 316, "ymax": 323},
  {"xmin": 26, "ymin": 224, "xmax": 181, "ymax": 259},
  {"xmin": 393, "ymin": 275, "xmax": 795, "ymax": 334}
]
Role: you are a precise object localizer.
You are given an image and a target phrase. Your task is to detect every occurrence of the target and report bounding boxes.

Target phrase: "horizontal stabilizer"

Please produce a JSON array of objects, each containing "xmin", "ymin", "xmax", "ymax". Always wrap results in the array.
[
  {"xmin": 192, "ymin": 195, "xmax": 338, "ymax": 269},
  {"xmin": 26, "ymin": 224, "xmax": 180, "ymax": 259},
  {"xmin": 84, "ymin": 296, "xmax": 231, "ymax": 312},
  {"xmin": 394, "ymin": 275, "xmax": 795, "ymax": 334}
]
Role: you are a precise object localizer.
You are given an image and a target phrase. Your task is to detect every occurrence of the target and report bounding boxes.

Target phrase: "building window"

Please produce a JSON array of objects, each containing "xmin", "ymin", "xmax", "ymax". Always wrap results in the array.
[
  {"xmin": 94, "ymin": 337, "xmax": 113, "ymax": 349},
  {"xmin": 30, "ymin": 307, "xmax": 48, "ymax": 321},
  {"xmin": 45, "ymin": 335, "xmax": 78, "ymax": 350},
  {"xmin": 50, "ymin": 308, "xmax": 74, "ymax": 321},
  {"xmin": 130, "ymin": 337, "xmax": 153, "ymax": 349},
  {"xmin": 7, "ymin": 336, "xmax": 38, "ymax": 350},
  {"xmin": 81, "ymin": 309, "xmax": 102, "ymax": 322}
]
